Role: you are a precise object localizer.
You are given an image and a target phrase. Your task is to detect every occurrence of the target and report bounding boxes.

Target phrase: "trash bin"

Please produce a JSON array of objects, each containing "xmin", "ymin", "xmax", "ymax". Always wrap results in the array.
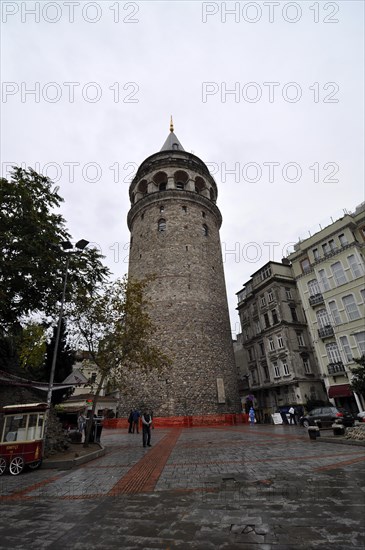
[
  {"xmin": 308, "ymin": 426, "xmax": 320, "ymax": 440},
  {"xmin": 332, "ymin": 423, "xmax": 345, "ymax": 436},
  {"xmin": 95, "ymin": 417, "xmax": 103, "ymax": 442}
]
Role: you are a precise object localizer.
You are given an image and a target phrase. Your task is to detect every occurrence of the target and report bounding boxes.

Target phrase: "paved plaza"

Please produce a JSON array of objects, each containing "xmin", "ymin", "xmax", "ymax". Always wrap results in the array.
[{"xmin": 0, "ymin": 424, "xmax": 364, "ymax": 549}]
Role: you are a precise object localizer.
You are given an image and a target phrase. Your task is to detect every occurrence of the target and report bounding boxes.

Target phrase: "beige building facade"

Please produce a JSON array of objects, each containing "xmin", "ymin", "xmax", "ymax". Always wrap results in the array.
[
  {"xmin": 236, "ymin": 261, "xmax": 326, "ymax": 422},
  {"xmin": 288, "ymin": 203, "xmax": 365, "ymax": 413}
]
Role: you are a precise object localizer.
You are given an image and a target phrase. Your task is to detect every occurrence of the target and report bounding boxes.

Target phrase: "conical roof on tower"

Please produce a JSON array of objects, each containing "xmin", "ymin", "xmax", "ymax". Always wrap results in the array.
[{"xmin": 160, "ymin": 116, "xmax": 185, "ymax": 152}]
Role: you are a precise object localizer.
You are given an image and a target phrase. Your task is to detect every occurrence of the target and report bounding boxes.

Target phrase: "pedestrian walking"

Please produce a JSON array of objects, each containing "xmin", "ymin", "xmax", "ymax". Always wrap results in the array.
[
  {"xmin": 128, "ymin": 410, "xmax": 133, "ymax": 433},
  {"xmin": 132, "ymin": 409, "xmax": 140, "ymax": 434},
  {"xmin": 141, "ymin": 409, "xmax": 152, "ymax": 447},
  {"xmin": 288, "ymin": 406, "xmax": 297, "ymax": 425},
  {"xmin": 249, "ymin": 407, "xmax": 255, "ymax": 425}
]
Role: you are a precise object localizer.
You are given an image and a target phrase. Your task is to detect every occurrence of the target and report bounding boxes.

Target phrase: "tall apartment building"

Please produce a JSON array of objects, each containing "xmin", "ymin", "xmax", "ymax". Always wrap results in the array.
[
  {"xmin": 288, "ymin": 203, "xmax": 365, "ymax": 413},
  {"xmin": 236, "ymin": 261, "xmax": 325, "ymax": 422}
]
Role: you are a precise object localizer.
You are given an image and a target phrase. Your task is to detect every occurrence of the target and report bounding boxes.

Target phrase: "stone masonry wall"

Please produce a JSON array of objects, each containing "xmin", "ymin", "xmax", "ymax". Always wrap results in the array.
[{"xmin": 125, "ymin": 185, "xmax": 240, "ymax": 417}]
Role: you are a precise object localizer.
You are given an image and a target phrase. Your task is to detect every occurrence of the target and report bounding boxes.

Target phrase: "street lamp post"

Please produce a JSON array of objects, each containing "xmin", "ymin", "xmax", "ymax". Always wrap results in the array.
[{"xmin": 45, "ymin": 239, "xmax": 89, "ymax": 424}]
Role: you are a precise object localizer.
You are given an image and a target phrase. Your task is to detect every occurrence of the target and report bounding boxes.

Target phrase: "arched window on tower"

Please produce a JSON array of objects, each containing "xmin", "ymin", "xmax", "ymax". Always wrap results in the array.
[
  {"xmin": 153, "ymin": 171, "xmax": 168, "ymax": 192},
  {"xmin": 202, "ymin": 224, "xmax": 208, "ymax": 236},
  {"xmin": 195, "ymin": 176, "xmax": 205, "ymax": 195},
  {"xmin": 158, "ymin": 218, "xmax": 166, "ymax": 232},
  {"xmin": 174, "ymin": 170, "xmax": 189, "ymax": 191}
]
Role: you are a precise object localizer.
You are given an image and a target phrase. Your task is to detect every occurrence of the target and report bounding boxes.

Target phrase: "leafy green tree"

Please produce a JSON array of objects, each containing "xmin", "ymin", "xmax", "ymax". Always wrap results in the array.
[
  {"xmin": 69, "ymin": 276, "xmax": 170, "ymax": 446},
  {"xmin": 18, "ymin": 323, "xmax": 47, "ymax": 377},
  {"xmin": 350, "ymin": 355, "xmax": 365, "ymax": 398},
  {"xmin": 0, "ymin": 167, "xmax": 110, "ymax": 329}
]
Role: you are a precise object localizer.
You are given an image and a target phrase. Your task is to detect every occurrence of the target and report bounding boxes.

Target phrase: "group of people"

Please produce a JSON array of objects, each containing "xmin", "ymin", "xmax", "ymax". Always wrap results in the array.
[{"xmin": 128, "ymin": 408, "xmax": 153, "ymax": 447}]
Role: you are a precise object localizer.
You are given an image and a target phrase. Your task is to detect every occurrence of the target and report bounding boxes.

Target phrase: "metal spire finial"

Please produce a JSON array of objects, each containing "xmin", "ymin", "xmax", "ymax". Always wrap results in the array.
[{"xmin": 170, "ymin": 115, "xmax": 174, "ymax": 133}]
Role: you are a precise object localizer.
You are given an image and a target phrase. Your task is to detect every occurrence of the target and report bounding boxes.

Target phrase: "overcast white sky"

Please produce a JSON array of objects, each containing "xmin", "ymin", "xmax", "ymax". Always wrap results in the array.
[{"xmin": 1, "ymin": 1, "xmax": 364, "ymax": 335}]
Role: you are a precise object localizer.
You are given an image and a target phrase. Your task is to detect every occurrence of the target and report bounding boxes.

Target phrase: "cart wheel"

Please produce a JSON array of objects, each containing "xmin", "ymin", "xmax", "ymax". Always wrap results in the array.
[
  {"xmin": 0, "ymin": 457, "xmax": 6, "ymax": 476},
  {"xmin": 9, "ymin": 456, "xmax": 24, "ymax": 476},
  {"xmin": 28, "ymin": 460, "xmax": 42, "ymax": 471}
]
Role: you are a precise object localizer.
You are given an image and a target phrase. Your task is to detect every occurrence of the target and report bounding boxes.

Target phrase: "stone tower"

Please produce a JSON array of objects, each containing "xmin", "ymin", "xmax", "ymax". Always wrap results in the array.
[{"xmin": 127, "ymin": 122, "xmax": 240, "ymax": 417}]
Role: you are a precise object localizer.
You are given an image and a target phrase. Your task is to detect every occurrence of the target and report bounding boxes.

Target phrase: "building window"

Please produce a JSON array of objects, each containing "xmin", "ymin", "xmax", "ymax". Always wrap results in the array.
[
  {"xmin": 322, "ymin": 243, "xmax": 329, "ymax": 256},
  {"xmin": 248, "ymin": 348, "xmax": 254, "ymax": 361},
  {"xmin": 313, "ymin": 248, "xmax": 319, "ymax": 261},
  {"xmin": 269, "ymin": 338, "xmax": 275, "ymax": 351},
  {"xmin": 158, "ymin": 218, "xmax": 166, "ymax": 232},
  {"xmin": 297, "ymin": 332, "xmax": 305, "ymax": 346},
  {"xmin": 326, "ymin": 342, "xmax": 342, "ymax": 363},
  {"xmin": 182, "ymin": 206, "xmax": 187, "ymax": 212},
  {"xmin": 261, "ymin": 266, "xmax": 272, "ymax": 280},
  {"xmin": 361, "ymin": 289, "xmax": 365, "ymax": 303},
  {"xmin": 282, "ymin": 361, "xmax": 290, "ymax": 376},
  {"xmin": 328, "ymin": 239, "xmax": 336, "ymax": 252},
  {"xmin": 331, "ymin": 261, "xmax": 347, "ymax": 286},
  {"xmin": 318, "ymin": 269, "xmax": 331, "ymax": 291},
  {"xmin": 260, "ymin": 296, "xmax": 266, "ymax": 307},
  {"xmin": 256, "ymin": 321, "xmax": 261, "ymax": 334},
  {"xmin": 262, "ymin": 364, "xmax": 269, "ymax": 379},
  {"xmin": 272, "ymin": 309, "xmax": 279, "ymax": 324},
  {"xmin": 285, "ymin": 288, "xmax": 292, "ymax": 300},
  {"xmin": 268, "ymin": 289, "xmax": 274, "ymax": 302},
  {"xmin": 176, "ymin": 181, "xmax": 184, "ymax": 190},
  {"xmin": 160, "ymin": 205, "xmax": 164, "ymax": 213},
  {"xmin": 301, "ymin": 258, "xmax": 311, "ymax": 273},
  {"xmin": 202, "ymin": 211, "xmax": 206, "ymax": 218},
  {"xmin": 339, "ymin": 335, "xmax": 353, "ymax": 363},
  {"xmin": 342, "ymin": 294, "xmax": 361, "ymax": 321},
  {"xmin": 202, "ymin": 224, "xmax": 208, "ymax": 236},
  {"xmin": 273, "ymin": 362, "xmax": 280, "ymax": 378},
  {"xmin": 308, "ymin": 279, "xmax": 321, "ymax": 296},
  {"xmin": 290, "ymin": 307, "xmax": 298, "ymax": 322},
  {"xmin": 347, "ymin": 254, "xmax": 364, "ymax": 279},
  {"xmin": 264, "ymin": 313, "xmax": 270, "ymax": 328},
  {"xmin": 316, "ymin": 308, "xmax": 331, "ymax": 328},
  {"xmin": 338, "ymin": 233, "xmax": 348, "ymax": 246},
  {"xmin": 259, "ymin": 342, "xmax": 265, "ymax": 356},
  {"xmin": 159, "ymin": 182, "xmax": 167, "ymax": 191},
  {"xmin": 327, "ymin": 300, "xmax": 341, "ymax": 325},
  {"xmin": 303, "ymin": 359, "xmax": 311, "ymax": 374},
  {"xmin": 354, "ymin": 332, "xmax": 365, "ymax": 355},
  {"xmin": 251, "ymin": 369, "xmax": 258, "ymax": 384},
  {"xmin": 277, "ymin": 334, "xmax": 284, "ymax": 348}
]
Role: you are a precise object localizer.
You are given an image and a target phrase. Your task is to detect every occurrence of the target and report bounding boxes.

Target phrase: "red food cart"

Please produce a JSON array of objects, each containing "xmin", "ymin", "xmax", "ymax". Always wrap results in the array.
[{"xmin": 0, "ymin": 402, "xmax": 47, "ymax": 475}]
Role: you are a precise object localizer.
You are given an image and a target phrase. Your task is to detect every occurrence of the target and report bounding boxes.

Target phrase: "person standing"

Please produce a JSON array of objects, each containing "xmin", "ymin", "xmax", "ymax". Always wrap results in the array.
[
  {"xmin": 132, "ymin": 409, "xmax": 140, "ymax": 434},
  {"xmin": 249, "ymin": 407, "xmax": 255, "ymax": 425},
  {"xmin": 141, "ymin": 410, "xmax": 152, "ymax": 447},
  {"xmin": 288, "ymin": 406, "xmax": 297, "ymax": 425},
  {"xmin": 128, "ymin": 410, "xmax": 133, "ymax": 433}
]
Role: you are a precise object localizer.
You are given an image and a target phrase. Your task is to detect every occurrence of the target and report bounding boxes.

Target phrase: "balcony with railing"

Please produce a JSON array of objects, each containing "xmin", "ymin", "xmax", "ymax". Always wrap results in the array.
[
  {"xmin": 309, "ymin": 293, "xmax": 324, "ymax": 306},
  {"xmin": 327, "ymin": 362, "xmax": 345, "ymax": 375},
  {"xmin": 318, "ymin": 326, "xmax": 334, "ymax": 339}
]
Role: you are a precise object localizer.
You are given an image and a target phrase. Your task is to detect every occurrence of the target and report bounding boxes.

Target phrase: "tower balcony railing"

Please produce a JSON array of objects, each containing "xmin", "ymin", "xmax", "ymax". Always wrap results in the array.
[
  {"xmin": 327, "ymin": 361, "xmax": 345, "ymax": 375},
  {"xmin": 318, "ymin": 326, "xmax": 334, "ymax": 339},
  {"xmin": 309, "ymin": 293, "xmax": 324, "ymax": 306}
]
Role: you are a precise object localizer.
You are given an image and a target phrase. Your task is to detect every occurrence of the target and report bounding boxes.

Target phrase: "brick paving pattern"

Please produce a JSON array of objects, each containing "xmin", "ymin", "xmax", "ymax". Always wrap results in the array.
[{"xmin": 0, "ymin": 424, "xmax": 364, "ymax": 549}]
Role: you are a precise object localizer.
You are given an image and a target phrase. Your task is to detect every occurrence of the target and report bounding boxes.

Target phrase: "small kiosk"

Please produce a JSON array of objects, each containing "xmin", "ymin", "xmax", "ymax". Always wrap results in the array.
[{"xmin": 0, "ymin": 402, "xmax": 47, "ymax": 475}]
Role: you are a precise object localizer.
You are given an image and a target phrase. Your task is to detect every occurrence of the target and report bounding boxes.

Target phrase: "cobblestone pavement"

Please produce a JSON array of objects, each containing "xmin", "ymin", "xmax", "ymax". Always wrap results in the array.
[{"xmin": 0, "ymin": 425, "xmax": 364, "ymax": 549}]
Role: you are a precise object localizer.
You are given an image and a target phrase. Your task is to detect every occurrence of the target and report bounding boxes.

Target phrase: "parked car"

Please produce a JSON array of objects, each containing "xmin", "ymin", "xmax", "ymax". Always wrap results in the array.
[
  {"xmin": 299, "ymin": 407, "xmax": 355, "ymax": 428},
  {"xmin": 356, "ymin": 411, "xmax": 365, "ymax": 422}
]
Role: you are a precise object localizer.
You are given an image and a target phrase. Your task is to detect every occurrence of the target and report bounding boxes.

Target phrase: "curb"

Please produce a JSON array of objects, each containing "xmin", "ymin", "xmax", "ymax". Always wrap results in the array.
[
  {"xmin": 42, "ymin": 444, "xmax": 106, "ymax": 469},
  {"xmin": 316, "ymin": 437, "xmax": 365, "ymax": 447}
]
